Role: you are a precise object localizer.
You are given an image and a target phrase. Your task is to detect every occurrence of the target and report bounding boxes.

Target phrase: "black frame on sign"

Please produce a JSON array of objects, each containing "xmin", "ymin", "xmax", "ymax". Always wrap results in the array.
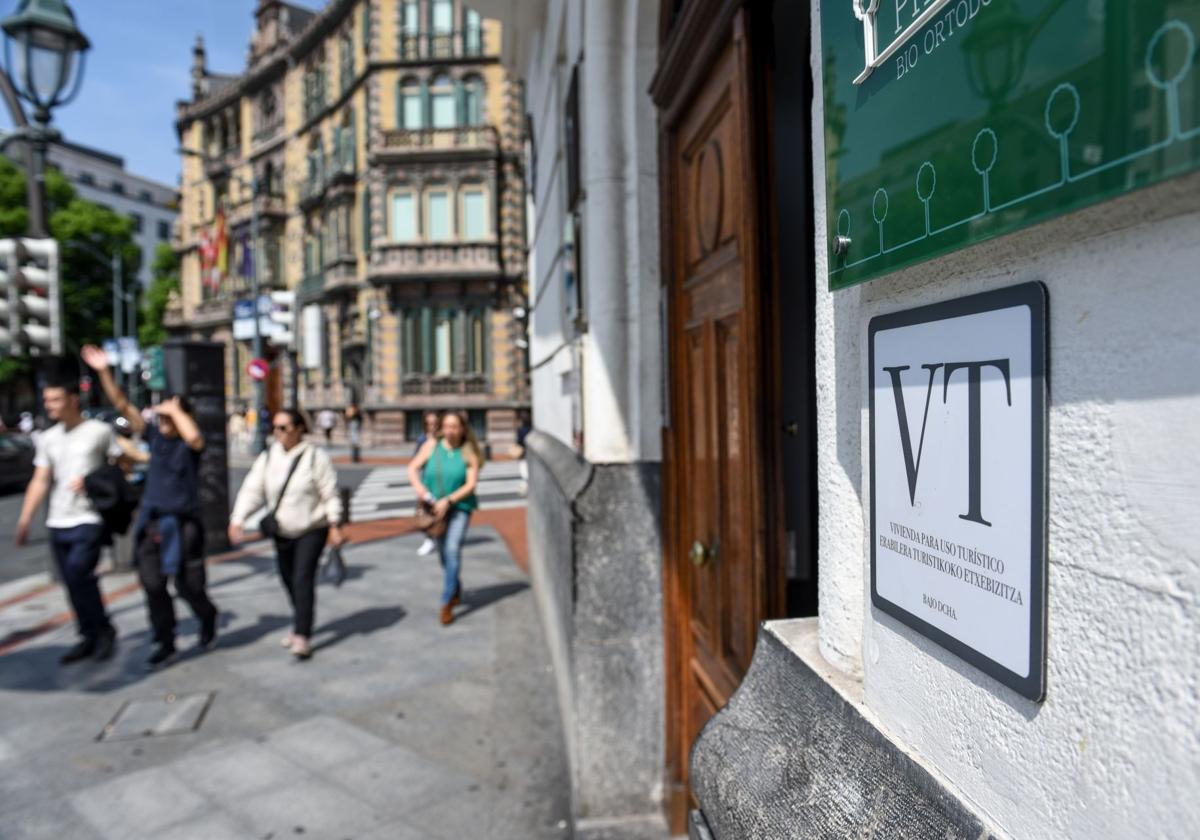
[{"xmin": 868, "ymin": 282, "xmax": 1048, "ymax": 701}]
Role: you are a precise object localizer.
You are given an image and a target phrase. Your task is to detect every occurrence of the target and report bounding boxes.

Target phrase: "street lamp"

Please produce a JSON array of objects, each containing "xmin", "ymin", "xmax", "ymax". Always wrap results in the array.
[
  {"xmin": 0, "ymin": 0, "xmax": 89, "ymax": 237},
  {"xmin": 178, "ymin": 146, "xmax": 267, "ymax": 453}
]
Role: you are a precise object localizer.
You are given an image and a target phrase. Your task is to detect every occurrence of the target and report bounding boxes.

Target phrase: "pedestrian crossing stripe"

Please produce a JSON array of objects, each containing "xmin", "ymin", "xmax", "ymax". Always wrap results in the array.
[{"xmin": 348, "ymin": 462, "xmax": 526, "ymax": 522}]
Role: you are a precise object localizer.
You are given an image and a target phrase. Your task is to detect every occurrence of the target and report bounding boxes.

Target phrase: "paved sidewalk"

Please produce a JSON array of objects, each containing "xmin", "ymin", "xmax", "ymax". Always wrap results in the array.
[{"xmin": 0, "ymin": 526, "xmax": 569, "ymax": 840}]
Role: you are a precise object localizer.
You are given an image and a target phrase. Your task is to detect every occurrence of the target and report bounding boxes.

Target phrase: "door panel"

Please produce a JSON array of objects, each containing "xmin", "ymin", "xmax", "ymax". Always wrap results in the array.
[{"xmin": 670, "ymin": 29, "xmax": 765, "ymax": 764}]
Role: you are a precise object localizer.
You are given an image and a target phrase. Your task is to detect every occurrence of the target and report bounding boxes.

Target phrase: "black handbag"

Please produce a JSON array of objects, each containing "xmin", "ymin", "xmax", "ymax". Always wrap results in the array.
[
  {"xmin": 258, "ymin": 448, "xmax": 306, "ymax": 539},
  {"xmin": 321, "ymin": 545, "xmax": 347, "ymax": 587}
]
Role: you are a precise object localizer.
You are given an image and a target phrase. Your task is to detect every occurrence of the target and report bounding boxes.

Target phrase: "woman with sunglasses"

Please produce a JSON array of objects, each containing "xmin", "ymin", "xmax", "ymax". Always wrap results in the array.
[{"xmin": 228, "ymin": 409, "xmax": 346, "ymax": 658}]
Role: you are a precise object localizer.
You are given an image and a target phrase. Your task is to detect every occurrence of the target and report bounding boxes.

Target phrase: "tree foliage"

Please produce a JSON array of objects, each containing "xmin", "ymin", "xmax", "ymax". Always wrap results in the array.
[{"xmin": 139, "ymin": 243, "xmax": 180, "ymax": 346}]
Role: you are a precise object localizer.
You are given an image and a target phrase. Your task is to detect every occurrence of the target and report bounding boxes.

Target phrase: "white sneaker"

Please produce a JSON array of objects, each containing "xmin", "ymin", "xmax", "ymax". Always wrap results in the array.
[{"xmin": 417, "ymin": 537, "xmax": 437, "ymax": 556}]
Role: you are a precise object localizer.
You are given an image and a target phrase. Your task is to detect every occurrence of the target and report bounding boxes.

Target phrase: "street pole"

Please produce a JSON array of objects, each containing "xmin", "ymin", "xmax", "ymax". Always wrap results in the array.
[
  {"xmin": 249, "ymin": 176, "xmax": 265, "ymax": 454},
  {"xmin": 110, "ymin": 249, "xmax": 122, "ymax": 390}
]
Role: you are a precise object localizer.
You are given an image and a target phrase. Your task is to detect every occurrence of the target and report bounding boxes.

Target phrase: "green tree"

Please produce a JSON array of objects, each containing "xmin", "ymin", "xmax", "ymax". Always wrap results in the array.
[
  {"xmin": 139, "ymin": 243, "xmax": 180, "ymax": 346},
  {"xmin": 0, "ymin": 158, "xmax": 141, "ymax": 382}
]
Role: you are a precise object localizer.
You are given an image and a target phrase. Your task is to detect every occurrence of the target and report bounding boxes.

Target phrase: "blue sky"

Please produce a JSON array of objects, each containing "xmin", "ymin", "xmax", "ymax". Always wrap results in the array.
[{"xmin": 0, "ymin": 0, "xmax": 284, "ymax": 186}]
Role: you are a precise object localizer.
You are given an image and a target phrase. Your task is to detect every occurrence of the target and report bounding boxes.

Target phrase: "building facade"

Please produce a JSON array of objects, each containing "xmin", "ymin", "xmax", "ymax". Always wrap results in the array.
[
  {"xmin": 1, "ymin": 134, "xmax": 179, "ymax": 290},
  {"xmin": 169, "ymin": 0, "xmax": 528, "ymax": 444},
  {"xmin": 487, "ymin": 0, "xmax": 1200, "ymax": 838}
]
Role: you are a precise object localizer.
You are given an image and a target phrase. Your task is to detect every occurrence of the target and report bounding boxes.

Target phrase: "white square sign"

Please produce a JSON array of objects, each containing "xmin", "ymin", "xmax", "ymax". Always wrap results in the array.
[{"xmin": 869, "ymin": 283, "xmax": 1047, "ymax": 701}]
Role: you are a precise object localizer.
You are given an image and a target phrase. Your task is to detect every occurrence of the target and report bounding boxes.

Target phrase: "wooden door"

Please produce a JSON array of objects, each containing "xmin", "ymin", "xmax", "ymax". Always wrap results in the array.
[{"xmin": 662, "ymin": 11, "xmax": 770, "ymax": 824}]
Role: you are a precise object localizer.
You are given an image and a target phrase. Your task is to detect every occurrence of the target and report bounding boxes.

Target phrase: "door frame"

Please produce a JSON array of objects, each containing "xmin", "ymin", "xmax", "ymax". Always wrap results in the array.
[{"xmin": 651, "ymin": 0, "xmax": 787, "ymax": 831}]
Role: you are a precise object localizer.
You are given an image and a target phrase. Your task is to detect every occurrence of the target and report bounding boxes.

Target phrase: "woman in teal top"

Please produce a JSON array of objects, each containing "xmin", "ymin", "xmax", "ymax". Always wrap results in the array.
[{"xmin": 408, "ymin": 411, "xmax": 482, "ymax": 625}]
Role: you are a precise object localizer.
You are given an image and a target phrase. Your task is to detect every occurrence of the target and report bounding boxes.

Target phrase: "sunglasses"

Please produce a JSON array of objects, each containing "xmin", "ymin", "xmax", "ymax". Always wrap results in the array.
[{"xmin": 273, "ymin": 424, "xmax": 294, "ymax": 432}]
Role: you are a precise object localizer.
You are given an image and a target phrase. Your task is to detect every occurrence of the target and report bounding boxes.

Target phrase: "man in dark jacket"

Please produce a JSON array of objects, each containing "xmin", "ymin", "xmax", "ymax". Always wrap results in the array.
[{"xmin": 82, "ymin": 345, "xmax": 219, "ymax": 669}]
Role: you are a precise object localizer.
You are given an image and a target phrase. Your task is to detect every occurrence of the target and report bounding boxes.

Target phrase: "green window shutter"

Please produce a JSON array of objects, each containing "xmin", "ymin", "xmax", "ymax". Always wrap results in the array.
[
  {"xmin": 455, "ymin": 80, "xmax": 466, "ymax": 126},
  {"xmin": 395, "ymin": 83, "xmax": 403, "ymax": 128},
  {"xmin": 421, "ymin": 81, "xmax": 432, "ymax": 128}
]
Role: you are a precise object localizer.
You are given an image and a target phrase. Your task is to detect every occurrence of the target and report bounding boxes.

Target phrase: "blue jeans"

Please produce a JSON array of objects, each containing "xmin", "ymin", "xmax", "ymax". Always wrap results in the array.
[
  {"xmin": 437, "ymin": 509, "xmax": 471, "ymax": 605},
  {"xmin": 49, "ymin": 523, "xmax": 113, "ymax": 641}
]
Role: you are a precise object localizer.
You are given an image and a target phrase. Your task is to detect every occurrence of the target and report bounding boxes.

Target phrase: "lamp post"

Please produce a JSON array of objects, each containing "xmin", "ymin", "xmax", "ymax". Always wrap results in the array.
[
  {"xmin": 0, "ymin": 0, "xmax": 89, "ymax": 238},
  {"xmin": 179, "ymin": 148, "xmax": 266, "ymax": 453}
]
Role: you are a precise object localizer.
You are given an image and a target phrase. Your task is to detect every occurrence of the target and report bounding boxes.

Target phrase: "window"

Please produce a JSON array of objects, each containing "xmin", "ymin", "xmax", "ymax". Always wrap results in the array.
[
  {"xmin": 426, "ymin": 189, "xmax": 451, "ymax": 240},
  {"xmin": 401, "ymin": 1, "xmax": 419, "ymax": 58},
  {"xmin": 77, "ymin": 172, "xmax": 94, "ymax": 186},
  {"xmin": 432, "ymin": 0, "xmax": 453, "ymax": 33},
  {"xmin": 461, "ymin": 187, "xmax": 487, "ymax": 239},
  {"xmin": 465, "ymin": 10, "xmax": 483, "ymax": 55},
  {"xmin": 130, "ymin": 212, "xmax": 143, "ymax": 233},
  {"xmin": 158, "ymin": 220, "xmax": 170, "ymax": 240},
  {"xmin": 112, "ymin": 181, "xmax": 125, "ymax": 195},
  {"xmin": 399, "ymin": 77, "xmax": 423, "ymax": 128},
  {"xmin": 434, "ymin": 309, "xmax": 453, "ymax": 374},
  {"xmin": 430, "ymin": 74, "xmax": 455, "ymax": 128},
  {"xmin": 139, "ymin": 190, "xmax": 153, "ymax": 202},
  {"xmin": 390, "ymin": 191, "xmax": 417, "ymax": 241},
  {"xmin": 463, "ymin": 75, "xmax": 484, "ymax": 125}
]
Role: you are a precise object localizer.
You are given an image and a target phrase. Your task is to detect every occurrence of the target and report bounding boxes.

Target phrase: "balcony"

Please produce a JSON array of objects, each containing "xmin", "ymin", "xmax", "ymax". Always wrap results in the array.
[
  {"xmin": 299, "ymin": 273, "xmax": 324, "ymax": 302},
  {"xmin": 368, "ymin": 242, "xmax": 500, "ymax": 283},
  {"xmin": 204, "ymin": 147, "xmax": 240, "ymax": 179},
  {"xmin": 401, "ymin": 373, "xmax": 490, "ymax": 397},
  {"xmin": 398, "ymin": 30, "xmax": 487, "ymax": 62},
  {"xmin": 190, "ymin": 297, "xmax": 233, "ymax": 328},
  {"xmin": 372, "ymin": 126, "xmax": 498, "ymax": 163},
  {"xmin": 299, "ymin": 146, "xmax": 357, "ymax": 209},
  {"xmin": 323, "ymin": 254, "xmax": 360, "ymax": 293},
  {"xmin": 228, "ymin": 193, "xmax": 288, "ymax": 227},
  {"xmin": 252, "ymin": 120, "xmax": 284, "ymax": 148}
]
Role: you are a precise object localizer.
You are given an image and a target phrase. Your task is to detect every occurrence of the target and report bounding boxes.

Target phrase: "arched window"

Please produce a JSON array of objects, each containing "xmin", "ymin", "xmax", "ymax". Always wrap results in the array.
[
  {"xmin": 430, "ymin": 73, "xmax": 455, "ymax": 129},
  {"xmin": 398, "ymin": 76, "xmax": 423, "ymax": 129},
  {"xmin": 462, "ymin": 75, "xmax": 484, "ymax": 125}
]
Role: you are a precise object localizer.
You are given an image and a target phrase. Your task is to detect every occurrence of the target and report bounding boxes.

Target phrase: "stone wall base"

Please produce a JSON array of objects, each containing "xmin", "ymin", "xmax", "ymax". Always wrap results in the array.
[
  {"xmin": 524, "ymin": 431, "xmax": 668, "ymax": 839},
  {"xmin": 690, "ymin": 619, "xmax": 1002, "ymax": 840}
]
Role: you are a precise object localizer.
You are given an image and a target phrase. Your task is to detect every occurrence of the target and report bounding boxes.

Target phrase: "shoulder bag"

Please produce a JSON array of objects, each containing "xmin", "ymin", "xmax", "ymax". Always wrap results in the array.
[{"xmin": 414, "ymin": 445, "xmax": 450, "ymax": 539}]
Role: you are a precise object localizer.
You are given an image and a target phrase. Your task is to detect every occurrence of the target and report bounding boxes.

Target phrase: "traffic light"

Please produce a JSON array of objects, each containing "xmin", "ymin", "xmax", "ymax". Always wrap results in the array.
[
  {"xmin": 268, "ymin": 290, "xmax": 295, "ymax": 349},
  {"xmin": 0, "ymin": 237, "xmax": 62, "ymax": 356}
]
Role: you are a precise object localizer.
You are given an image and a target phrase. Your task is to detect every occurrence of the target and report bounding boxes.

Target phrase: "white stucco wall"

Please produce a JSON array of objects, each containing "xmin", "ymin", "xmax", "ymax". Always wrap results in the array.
[
  {"xmin": 811, "ymin": 1, "xmax": 1200, "ymax": 836},
  {"xmin": 508, "ymin": 0, "xmax": 663, "ymax": 466}
]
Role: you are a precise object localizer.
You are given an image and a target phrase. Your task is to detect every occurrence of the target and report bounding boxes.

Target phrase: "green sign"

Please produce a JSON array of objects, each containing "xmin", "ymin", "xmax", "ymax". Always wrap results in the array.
[{"xmin": 822, "ymin": 0, "xmax": 1200, "ymax": 290}]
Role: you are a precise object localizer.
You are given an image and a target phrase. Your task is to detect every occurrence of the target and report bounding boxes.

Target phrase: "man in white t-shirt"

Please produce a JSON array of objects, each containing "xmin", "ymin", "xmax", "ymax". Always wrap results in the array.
[{"xmin": 15, "ymin": 377, "xmax": 118, "ymax": 664}]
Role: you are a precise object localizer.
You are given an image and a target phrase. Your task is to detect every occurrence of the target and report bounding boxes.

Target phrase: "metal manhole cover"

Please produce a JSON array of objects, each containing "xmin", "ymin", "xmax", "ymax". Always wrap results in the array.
[{"xmin": 98, "ymin": 692, "xmax": 215, "ymax": 741}]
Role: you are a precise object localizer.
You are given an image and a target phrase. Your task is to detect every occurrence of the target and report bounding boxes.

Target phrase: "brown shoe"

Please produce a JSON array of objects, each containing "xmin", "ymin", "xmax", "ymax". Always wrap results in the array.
[
  {"xmin": 439, "ymin": 604, "xmax": 455, "ymax": 626},
  {"xmin": 449, "ymin": 591, "xmax": 461, "ymax": 609}
]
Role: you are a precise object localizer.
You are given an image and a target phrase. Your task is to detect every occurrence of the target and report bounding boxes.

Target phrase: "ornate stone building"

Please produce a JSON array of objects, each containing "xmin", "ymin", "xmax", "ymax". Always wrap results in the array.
[{"xmin": 168, "ymin": 0, "xmax": 528, "ymax": 445}]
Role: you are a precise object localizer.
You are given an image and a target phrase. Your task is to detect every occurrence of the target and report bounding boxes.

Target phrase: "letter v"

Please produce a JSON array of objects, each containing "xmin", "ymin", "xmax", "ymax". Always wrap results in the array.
[{"xmin": 882, "ymin": 363, "xmax": 943, "ymax": 505}]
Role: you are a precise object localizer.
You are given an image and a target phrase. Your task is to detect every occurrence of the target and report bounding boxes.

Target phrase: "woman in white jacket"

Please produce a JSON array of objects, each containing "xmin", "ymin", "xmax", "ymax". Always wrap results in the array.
[{"xmin": 228, "ymin": 409, "xmax": 346, "ymax": 659}]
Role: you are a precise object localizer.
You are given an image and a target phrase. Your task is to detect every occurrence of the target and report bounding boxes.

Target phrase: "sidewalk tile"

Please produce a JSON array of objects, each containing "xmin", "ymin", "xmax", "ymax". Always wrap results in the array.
[
  {"xmin": 331, "ymin": 743, "xmax": 477, "ymax": 816},
  {"xmin": 355, "ymin": 819, "xmax": 433, "ymax": 840},
  {"xmin": 227, "ymin": 776, "xmax": 386, "ymax": 838},
  {"xmin": 70, "ymin": 765, "xmax": 208, "ymax": 839},
  {"xmin": 264, "ymin": 714, "xmax": 391, "ymax": 769},
  {"xmin": 152, "ymin": 812, "xmax": 253, "ymax": 840},
  {"xmin": 176, "ymin": 738, "xmax": 309, "ymax": 800}
]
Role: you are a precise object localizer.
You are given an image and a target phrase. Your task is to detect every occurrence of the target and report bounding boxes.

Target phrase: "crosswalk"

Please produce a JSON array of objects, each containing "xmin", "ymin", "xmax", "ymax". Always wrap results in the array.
[{"xmin": 348, "ymin": 460, "xmax": 526, "ymax": 523}]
